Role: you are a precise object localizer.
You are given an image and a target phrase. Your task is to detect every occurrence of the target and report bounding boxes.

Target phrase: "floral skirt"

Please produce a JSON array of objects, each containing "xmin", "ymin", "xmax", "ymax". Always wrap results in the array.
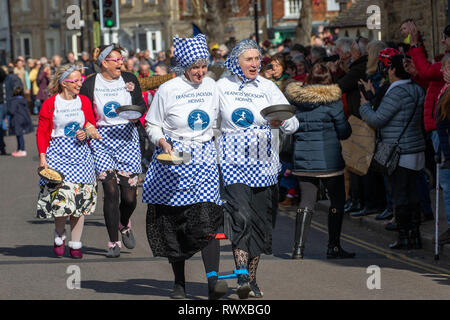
[{"xmin": 36, "ymin": 181, "xmax": 97, "ymax": 219}]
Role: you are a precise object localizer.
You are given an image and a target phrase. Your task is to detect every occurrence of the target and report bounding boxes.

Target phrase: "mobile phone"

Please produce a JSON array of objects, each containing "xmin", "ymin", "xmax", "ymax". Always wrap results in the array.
[
  {"xmin": 358, "ymin": 84, "xmax": 370, "ymax": 100},
  {"xmin": 266, "ymin": 64, "xmax": 273, "ymax": 70}
]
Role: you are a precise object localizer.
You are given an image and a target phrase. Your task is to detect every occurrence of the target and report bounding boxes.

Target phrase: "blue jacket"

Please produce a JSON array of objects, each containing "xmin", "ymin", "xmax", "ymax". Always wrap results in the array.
[
  {"xmin": 7, "ymin": 96, "xmax": 34, "ymax": 136},
  {"xmin": 285, "ymin": 83, "xmax": 352, "ymax": 173},
  {"xmin": 360, "ymin": 79, "xmax": 425, "ymax": 155}
]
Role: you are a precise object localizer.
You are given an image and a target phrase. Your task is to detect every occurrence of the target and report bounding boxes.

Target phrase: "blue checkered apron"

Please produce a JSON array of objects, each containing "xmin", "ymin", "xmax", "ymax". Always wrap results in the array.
[
  {"xmin": 142, "ymin": 138, "xmax": 222, "ymax": 206},
  {"xmin": 89, "ymin": 123, "xmax": 142, "ymax": 175},
  {"xmin": 218, "ymin": 125, "xmax": 281, "ymax": 187},
  {"xmin": 40, "ymin": 137, "xmax": 96, "ymax": 185}
]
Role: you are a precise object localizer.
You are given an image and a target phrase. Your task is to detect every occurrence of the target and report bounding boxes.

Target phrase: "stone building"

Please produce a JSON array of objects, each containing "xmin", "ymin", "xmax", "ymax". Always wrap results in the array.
[{"xmin": 330, "ymin": 0, "xmax": 449, "ymax": 58}]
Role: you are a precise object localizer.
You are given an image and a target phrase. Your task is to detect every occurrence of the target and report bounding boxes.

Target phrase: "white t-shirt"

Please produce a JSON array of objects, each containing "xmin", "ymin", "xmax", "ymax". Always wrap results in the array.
[
  {"xmin": 145, "ymin": 76, "xmax": 219, "ymax": 145},
  {"xmin": 216, "ymin": 75, "xmax": 298, "ymax": 134},
  {"xmin": 93, "ymin": 74, "xmax": 132, "ymax": 127},
  {"xmin": 51, "ymin": 94, "xmax": 85, "ymax": 138}
]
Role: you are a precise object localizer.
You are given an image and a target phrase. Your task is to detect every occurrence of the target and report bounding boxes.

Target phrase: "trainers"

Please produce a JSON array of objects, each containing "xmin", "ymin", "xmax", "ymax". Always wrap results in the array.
[
  {"xmin": 120, "ymin": 227, "xmax": 135, "ymax": 249},
  {"xmin": 53, "ymin": 231, "xmax": 66, "ymax": 257},
  {"xmin": 236, "ymin": 274, "xmax": 251, "ymax": 299},
  {"xmin": 69, "ymin": 241, "xmax": 83, "ymax": 259},
  {"xmin": 106, "ymin": 242, "xmax": 121, "ymax": 258},
  {"xmin": 249, "ymin": 281, "xmax": 264, "ymax": 298},
  {"xmin": 12, "ymin": 150, "xmax": 27, "ymax": 157}
]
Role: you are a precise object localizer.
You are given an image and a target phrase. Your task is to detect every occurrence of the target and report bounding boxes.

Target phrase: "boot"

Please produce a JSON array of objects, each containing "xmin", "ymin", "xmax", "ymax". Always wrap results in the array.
[
  {"xmin": 410, "ymin": 204, "xmax": 422, "ymax": 249},
  {"xmin": 327, "ymin": 207, "xmax": 355, "ymax": 259},
  {"xmin": 292, "ymin": 207, "xmax": 314, "ymax": 259},
  {"xmin": 389, "ymin": 205, "xmax": 411, "ymax": 250}
]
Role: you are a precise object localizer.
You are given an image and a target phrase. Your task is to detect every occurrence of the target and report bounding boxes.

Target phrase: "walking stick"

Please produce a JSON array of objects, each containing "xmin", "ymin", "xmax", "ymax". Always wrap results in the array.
[{"xmin": 435, "ymin": 162, "xmax": 440, "ymax": 261}]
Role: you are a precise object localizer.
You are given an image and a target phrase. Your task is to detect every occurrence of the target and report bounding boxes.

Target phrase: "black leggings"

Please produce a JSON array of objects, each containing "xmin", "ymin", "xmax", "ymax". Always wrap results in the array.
[
  {"xmin": 171, "ymin": 238, "xmax": 221, "ymax": 287},
  {"xmin": 297, "ymin": 175, "xmax": 346, "ymax": 211},
  {"xmin": 102, "ymin": 171, "xmax": 137, "ymax": 242}
]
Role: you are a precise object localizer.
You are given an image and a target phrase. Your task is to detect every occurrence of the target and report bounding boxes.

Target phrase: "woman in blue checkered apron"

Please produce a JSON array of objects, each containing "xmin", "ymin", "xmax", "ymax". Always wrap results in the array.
[
  {"xmin": 79, "ymin": 44, "xmax": 147, "ymax": 257},
  {"xmin": 36, "ymin": 64, "xmax": 101, "ymax": 259},
  {"xmin": 143, "ymin": 34, "xmax": 227, "ymax": 300},
  {"xmin": 216, "ymin": 39, "xmax": 299, "ymax": 298}
]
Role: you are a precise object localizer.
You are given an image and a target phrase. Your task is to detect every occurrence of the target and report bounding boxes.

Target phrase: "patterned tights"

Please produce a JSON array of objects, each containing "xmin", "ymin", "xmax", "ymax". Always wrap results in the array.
[{"xmin": 232, "ymin": 245, "xmax": 260, "ymax": 283}]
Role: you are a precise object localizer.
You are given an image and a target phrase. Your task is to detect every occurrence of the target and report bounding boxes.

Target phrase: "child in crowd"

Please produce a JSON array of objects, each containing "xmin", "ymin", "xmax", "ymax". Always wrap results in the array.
[{"xmin": 8, "ymin": 86, "xmax": 34, "ymax": 157}]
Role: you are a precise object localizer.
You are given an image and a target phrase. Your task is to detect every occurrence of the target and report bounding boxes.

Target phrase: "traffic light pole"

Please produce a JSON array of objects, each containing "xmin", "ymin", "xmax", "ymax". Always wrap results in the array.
[{"xmin": 254, "ymin": 0, "xmax": 259, "ymax": 46}]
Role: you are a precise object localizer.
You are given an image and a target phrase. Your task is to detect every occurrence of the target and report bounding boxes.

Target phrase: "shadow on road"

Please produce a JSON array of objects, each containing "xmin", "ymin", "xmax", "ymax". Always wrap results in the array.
[
  {"xmin": 81, "ymin": 278, "xmax": 230, "ymax": 300},
  {"xmin": 0, "ymin": 245, "xmax": 108, "ymax": 258},
  {"xmin": 27, "ymin": 220, "xmax": 106, "ymax": 227}
]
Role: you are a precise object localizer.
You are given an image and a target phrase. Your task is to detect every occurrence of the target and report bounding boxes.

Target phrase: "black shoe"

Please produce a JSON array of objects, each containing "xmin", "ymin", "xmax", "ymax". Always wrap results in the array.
[
  {"xmin": 208, "ymin": 279, "xmax": 228, "ymax": 300},
  {"xmin": 344, "ymin": 199, "xmax": 363, "ymax": 214},
  {"xmin": 292, "ymin": 246, "xmax": 304, "ymax": 259},
  {"xmin": 249, "ymin": 281, "xmax": 264, "ymax": 298},
  {"xmin": 344, "ymin": 198, "xmax": 353, "ymax": 211},
  {"xmin": 171, "ymin": 283, "xmax": 186, "ymax": 299},
  {"xmin": 350, "ymin": 207, "xmax": 381, "ymax": 218},
  {"xmin": 0, "ymin": 149, "xmax": 9, "ymax": 156},
  {"xmin": 441, "ymin": 159, "xmax": 450, "ymax": 169},
  {"xmin": 389, "ymin": 230, "xmax": 411, "ymax": 250},
  {"xmin": 326, "ymin": 246, "xmax": 355, "ymax": 259},
  {"xmin": 385, "ymin": 221, "xmax": 398, "ymax": 231},
  {"xmin": 236, "ymin": 274, "xmax": 251, "ymax": 299},
  {"xmin": 375, "ymin": 209, "xmax": 393, "ymax": 220}
]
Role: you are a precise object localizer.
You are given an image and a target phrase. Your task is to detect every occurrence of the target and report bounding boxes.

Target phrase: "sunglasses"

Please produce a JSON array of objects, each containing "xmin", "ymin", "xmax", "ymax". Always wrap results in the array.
[
  {"xmin": 105, "ymin": 56, "xmax": 125, "ymax": 63},
  {"xmin": 63, "ymin": 78, "xmax": 85, "ymax": 83}
]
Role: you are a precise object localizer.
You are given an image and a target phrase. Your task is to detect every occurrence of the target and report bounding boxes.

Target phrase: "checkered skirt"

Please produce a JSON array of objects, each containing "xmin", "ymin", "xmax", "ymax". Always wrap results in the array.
[
  {"xmin": 142, "ymin": 139, "xmax": 222, "ymax": 206},
  {"xmin": 89, "ymin": 123, "xmax": 142, "ymax": 176},
  {"xmin": 218, "ymin": 125, "xmax": 281, "ymax": 187},
  {"xmin": 40, "ymin": 137, "xmax": 96, "ymax": 185}
]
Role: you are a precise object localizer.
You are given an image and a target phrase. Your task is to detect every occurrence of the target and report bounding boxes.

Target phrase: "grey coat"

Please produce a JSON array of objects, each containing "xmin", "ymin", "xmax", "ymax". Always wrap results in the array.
[
  {"xmin": 285, "ymin": 83, "xmax": 352, "ymax": 173},
  {"xmin": 359, "ymin": 80, "xmax": 425, "ymax": 155}
]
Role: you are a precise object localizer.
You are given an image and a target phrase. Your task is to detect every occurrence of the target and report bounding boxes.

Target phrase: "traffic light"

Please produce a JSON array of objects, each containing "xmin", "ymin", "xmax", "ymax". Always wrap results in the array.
[{"xmin": 99, "ymin": 0, "xmax": 119, "ymax": 30}]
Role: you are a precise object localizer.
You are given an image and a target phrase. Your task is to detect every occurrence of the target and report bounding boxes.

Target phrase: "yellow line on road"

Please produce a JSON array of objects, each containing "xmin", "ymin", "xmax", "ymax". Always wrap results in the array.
[{"xmin": 310, "ymin": 221, "xmax": 450, "ymax": 277}]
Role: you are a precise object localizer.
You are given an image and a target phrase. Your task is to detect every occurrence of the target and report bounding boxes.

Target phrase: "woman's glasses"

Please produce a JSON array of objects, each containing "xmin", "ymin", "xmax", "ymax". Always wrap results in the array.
[{"xmin": 105, "ymin": 56, "xmax": 125, "ymax": 63}]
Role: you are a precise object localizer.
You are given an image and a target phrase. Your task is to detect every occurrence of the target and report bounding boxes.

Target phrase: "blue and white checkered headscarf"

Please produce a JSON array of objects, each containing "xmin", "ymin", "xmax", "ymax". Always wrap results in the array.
[
  {"xmin": 224, "ymin": 39, "xmax": 262, "ymax": 90},
  {"xmin": 173, "ymin": 34, "xmax": 210, "ymax": 69}
]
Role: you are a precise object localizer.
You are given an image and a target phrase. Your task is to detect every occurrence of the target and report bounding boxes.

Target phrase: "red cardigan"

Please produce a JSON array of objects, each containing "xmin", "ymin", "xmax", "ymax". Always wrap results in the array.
[
  {"xmin": 409, "ymin": 45, "xmax": 445, "ymax": 132},
  {"xmin": 36, "ymin": 94, "xmax": 96, "ymax": 154}
]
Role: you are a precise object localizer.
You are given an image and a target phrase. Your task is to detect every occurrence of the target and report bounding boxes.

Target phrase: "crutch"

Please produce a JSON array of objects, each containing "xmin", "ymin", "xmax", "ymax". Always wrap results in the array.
[{"xmin": 435, "ymin": 161, "xmax": 440, "ymax": 261}]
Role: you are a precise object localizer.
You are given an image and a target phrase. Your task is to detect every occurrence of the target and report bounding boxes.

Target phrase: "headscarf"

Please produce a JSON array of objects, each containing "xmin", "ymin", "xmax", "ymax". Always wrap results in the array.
[
  {"xmin": 224, "ymin": 39, "xmax": 262, "ymax": 90},
  {"xmin": 173, "ymin": 34, "xmax": 210, "ymax": 73},
  {"xmin": 96, "ymin": 44, "xmax": 115, "ymax": 66},
  {"xmin": 58, "ymin": 64, "xmax": 85, "ymax": 83}
]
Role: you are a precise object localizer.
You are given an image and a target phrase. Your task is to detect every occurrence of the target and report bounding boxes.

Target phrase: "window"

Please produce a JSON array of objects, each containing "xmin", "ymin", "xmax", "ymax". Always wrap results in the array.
[
  {"xmin": 230, "ymin": 0, "xmax": 239, "ymax": 13},
  {"xmin": 327, "ymin": 0, "xmax": 340, "ymax": 11},
  {"xmin": 16, "ymin": 34, "xmax": 32, "ymax": 58},
  {"xmin": 50, "ymin": 0, "xmax": 58, "ymax": 10},
  {"xmin": 21, "ymin": 0, "xmax": 31, "ymax": 12},
  {"xmin": 183, "ymin": 0, "xmax": 193, "ymax": 15},
  {"xmin": 121, "ymin": 0, "xmax": 134, "ymax": 6},
  {"xmin": 144, "ymin": 0, "xmax": 157, "ymax": 4},
  {"xmin": 284, "ymin": 0, "xmax": 301, "ymax": 18}
]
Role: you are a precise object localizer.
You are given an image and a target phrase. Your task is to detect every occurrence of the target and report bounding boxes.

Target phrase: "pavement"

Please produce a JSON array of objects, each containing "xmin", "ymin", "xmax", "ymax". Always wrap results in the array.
[{"xmin": 278, "ymin": 190, "xmax": 450, "ymax": 258}]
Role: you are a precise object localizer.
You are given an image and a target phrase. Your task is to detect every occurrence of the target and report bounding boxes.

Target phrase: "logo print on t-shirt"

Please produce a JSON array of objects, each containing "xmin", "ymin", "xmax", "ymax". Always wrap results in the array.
[
  {"xmin": 232, "ymin": 108, "xmax": 254, "ymax": 128},
  {"xmin": 104, "ymin": 101, "xmax": 120, "ymax": 118},
  {"xmin": 64, "ymin": 122, "xmax": 80, "ymax": 137},
  {"xmin": 188, "ymin": 109, "xmax": 210, "ymax": 131}
]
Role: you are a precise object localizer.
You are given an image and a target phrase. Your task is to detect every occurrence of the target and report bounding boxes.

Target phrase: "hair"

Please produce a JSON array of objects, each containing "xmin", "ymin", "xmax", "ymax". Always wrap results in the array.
[
  {"xmin": 305, "ymin": 63, "xmax": 334, "ymax": 85},
  {"xmin": 400, "ymin": 18, "xmax": 414, "ymax": 28},
  {"xmin": 155, "ymin": 63, "xmax": 169, "ymax": 73},
  {"xmin": 310, "ymin": 46, "xmax": 327, "ymax": 62},
  {"xmin": 335, "ymin": 37, "xmax": 353, "ymax": 54},
  {"xmin": 13, "ymin": 86, "xmax": 24, "ymax": 97},
  {"xmin": 389, "ymin": 54, "xmax": 411, "ymax": 80},
  {"xmin": 353, "ymin": 37, "xmax": 369, "ymax": 56},
  {"xmin": 92, "ymin": 43, "xmax": 124, "ymax": 68},
  {"xmin": 366, "ymin": 40, "xmax": 388, "ymax": 75},
  {"xmin": 268, "ymin": 53, "xmax": 286, "ymax": 71},
  {"xmin": 48, "ymin": 64, "xmax": 80, "ymax": 95}
]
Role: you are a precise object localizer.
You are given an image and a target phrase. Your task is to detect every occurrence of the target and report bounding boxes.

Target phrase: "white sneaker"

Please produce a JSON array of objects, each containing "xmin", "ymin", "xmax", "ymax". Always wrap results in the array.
[{"xmin": 12, "ymin": 150, "xmax": 27, "ymax": 157}]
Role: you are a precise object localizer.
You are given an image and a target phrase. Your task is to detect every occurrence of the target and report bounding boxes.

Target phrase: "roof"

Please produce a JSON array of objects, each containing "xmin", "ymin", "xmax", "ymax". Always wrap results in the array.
[{"xmin": 329, "ymin": 0, "xmax": 381, "ymax": 28}]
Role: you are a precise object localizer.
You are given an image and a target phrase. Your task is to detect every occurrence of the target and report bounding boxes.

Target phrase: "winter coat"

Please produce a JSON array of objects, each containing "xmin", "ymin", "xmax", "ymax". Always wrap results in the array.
[
  {"xmin": 359, "ymin": 80, "xmax": 426, "ymax": 155},
  {"xmin": 36, "ymin": 71, "xmax": 50, "ymax": 101},
  {"xmin": 7, "ymin": 96, "xmax": 34, "ymax": 136},
  {"xmin": 409, "ymin": 45, "xmax": 445, "ymax": 132},
  {"xmin": 284, "ymin": 83, "xmax": 352, "ymax": 173},
  {"xmin": 336, "ymin": 55, "xmax": 368, "ymax": 119}
]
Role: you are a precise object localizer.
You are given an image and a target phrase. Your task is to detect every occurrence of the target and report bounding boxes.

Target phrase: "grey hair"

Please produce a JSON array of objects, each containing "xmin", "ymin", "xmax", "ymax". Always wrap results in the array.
[
  {"xmin": 311, "ymin": 46, "xmax": 327, "ymax": 61},
  {"xmin": 335, "ymin": 37, "xmax": 354, "ymax": 54},
  {"xmin": 172, "ymin": 57, "xmax": 209, "ymax": 76}
]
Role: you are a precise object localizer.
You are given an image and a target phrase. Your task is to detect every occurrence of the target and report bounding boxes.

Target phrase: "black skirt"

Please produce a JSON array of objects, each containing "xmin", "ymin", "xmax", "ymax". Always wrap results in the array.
[
  {"xmin": 222, "ymin": 183, "xmax": 279, "ymax": 258},
  {"xmin": 146, "ymin": 202, "xmax": 223, "ymax": 263}
]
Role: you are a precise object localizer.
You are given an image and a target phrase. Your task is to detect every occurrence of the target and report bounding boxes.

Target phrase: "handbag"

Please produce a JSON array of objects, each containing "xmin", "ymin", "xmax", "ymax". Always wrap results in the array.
[{"xmin": 371, "ymin": 99, "xmax": 418, "ymax": 176}]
